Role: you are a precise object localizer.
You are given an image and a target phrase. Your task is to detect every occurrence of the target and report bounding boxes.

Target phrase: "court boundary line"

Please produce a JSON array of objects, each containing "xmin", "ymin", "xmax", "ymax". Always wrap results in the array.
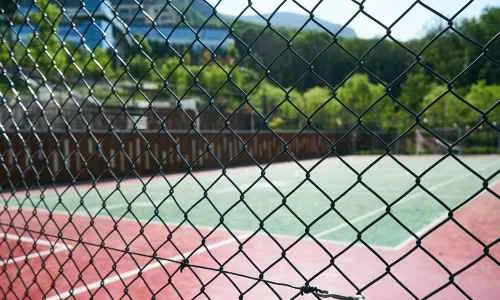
[
  {"xmin": 95, "ymin": 179, "xmax": 292, "ymax": 212},
  {"xmin": 2, "ymin": 162, "xmax": 497, "ymax": 254},
  {"xmin": 4, "ymin": 154, "xmax": 487, "ymax": 199},
  {"xmin": 0, "ymin": 231, "xmax": 72, "ymax": 266},
  {"xmin": 46, "ymin": 232, "xmax": 251, "ymax": 300},
  {"xmin": 313, "ymin": 164, "xmax": 498, "ymax": 241},
  {"xmin": 1, "ymin": 177, "xmax": 497, "ymax": 298},
  {"xmin": 392, "ymin": 179, "xmax": 500, "ymax": 250},
  {"xmin": 5, "ymin": 173, "xmax": 497, "ymax": 253},
  {"xmin": 3, "ymin": 205, "xmax": 398, "ymax": 251},
  {"xmin": 84, "ymin": 163, "xmax": 498, "ymax": 251},
  {"xmin": 0, "ymin": 156, "xmax": 330, "ymax": 199},
  {"xmin": 100, "ymin": 186, "xmax": 413, "ymax": 213},
  {"xmin": 0, "ymin": 246, "xmax": 70, "ymax": 267}
]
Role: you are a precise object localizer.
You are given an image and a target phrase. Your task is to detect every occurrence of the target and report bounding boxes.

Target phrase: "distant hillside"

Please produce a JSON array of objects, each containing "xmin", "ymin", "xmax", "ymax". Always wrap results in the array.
[
  {"xmin": 234, "ymin": 12, "xmax": 357, "ymax": 38},
  {"xmin": 107, "ymin": 1, "xmax": 357, "ymax": 37},
  {"xmin": 171, "ymin": 0, "xmax": 214, "ymax": 24}
]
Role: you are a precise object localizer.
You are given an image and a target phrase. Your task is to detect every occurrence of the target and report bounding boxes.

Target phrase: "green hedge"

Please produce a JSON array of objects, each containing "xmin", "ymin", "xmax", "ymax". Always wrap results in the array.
[{"xmin": 462, "ymin": 146, "xmax": 499, "ymax": 154}]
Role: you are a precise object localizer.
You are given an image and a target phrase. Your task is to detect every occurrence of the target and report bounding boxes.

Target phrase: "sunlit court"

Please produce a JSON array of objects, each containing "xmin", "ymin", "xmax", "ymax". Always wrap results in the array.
[{"xmin": 2, "ymin": 155, "xmax": 499, "ymax": 298}]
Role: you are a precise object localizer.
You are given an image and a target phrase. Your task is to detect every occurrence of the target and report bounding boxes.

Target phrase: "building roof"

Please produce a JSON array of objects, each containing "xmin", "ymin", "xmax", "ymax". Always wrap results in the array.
[{"xmin": 15, "ymin": 0, "xmax": 232, "ymax": 50}]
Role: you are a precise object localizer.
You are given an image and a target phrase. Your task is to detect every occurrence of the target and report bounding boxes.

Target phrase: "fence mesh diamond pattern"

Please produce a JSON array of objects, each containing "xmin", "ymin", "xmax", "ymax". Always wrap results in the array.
[{"xmin": 0, "ymin": 0, "xmax": 499, "ymax": 299}]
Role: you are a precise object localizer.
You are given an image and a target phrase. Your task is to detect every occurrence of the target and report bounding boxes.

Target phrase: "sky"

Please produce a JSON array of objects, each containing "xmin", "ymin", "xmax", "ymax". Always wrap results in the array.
[{"xmin": 207, "ymin": 0, "xmax": 499, "ymax": 40}]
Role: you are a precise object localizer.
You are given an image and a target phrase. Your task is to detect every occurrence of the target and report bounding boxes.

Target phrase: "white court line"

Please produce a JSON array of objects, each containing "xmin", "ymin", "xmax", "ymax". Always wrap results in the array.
[
  {"xmin": 5, "ymin": 204, "xmax": 398, "ymax": 251},
  {"xmin": 47, "ymin": 232, "xmax": 251, "ymax": 300},
  {"xmin": 0, "ymin": 232, "xmax": 72, "ymax": 266},
  {"xmin": 95, "ymin": 180, "xmax": 291, "ymax": 212},
  {"xmin": 5, "ymin": 172, "xmax": 497, "ymax": 257},
  {"xmin": 392, "ymin": 178, "xmax": 500, "ymax": 250},
  {"xmin": 0, "ymin": 246, "xmax": 69, "ymax": 266},
  {"xmin": 211, "ymin": 179, "xmax": 289, "ymax": 194},
  {"xmin": 2, "ymin": 232, "xmax": 60, "ymax": 247},
  {"xmin": 4, "ymin": 163, "xmax": 498, "ymax": 253},
  {"xmin": 313, "ymin": 164, "xmax": 498, "ymax": 239},
  {"xmin": 99, "ymin": 187, "xmax": 409, "ymax": 213},
  {"xmin": 92, "ymin": 201, "xmax": 152, "ymax": 212}
]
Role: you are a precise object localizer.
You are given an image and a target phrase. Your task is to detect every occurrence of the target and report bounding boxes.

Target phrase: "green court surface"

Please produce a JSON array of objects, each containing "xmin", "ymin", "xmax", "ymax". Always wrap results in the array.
[{"xmin": 4, "ymin": 155, "xmax": 499, "ymax": 248}]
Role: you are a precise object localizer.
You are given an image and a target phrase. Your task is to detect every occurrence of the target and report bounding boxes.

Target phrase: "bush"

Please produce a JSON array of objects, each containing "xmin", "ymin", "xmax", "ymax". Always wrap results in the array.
[
  {"xmin": 462, "ymin": 146, "xmax": 499, "ymax": 154},
  {"xmin": 356, "ymin": 149, "xmax": 386, "ymax": 155}
]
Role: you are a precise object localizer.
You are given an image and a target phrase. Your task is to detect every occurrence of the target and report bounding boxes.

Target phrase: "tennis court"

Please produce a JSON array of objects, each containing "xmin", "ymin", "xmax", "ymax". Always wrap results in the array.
[
  {"xmin": 1, "ymin": 154, "xmax": 499, "ymax": 299},
  {"xmin": 2, "ymin": 0, "xmax": 499, "ymax": 298}
]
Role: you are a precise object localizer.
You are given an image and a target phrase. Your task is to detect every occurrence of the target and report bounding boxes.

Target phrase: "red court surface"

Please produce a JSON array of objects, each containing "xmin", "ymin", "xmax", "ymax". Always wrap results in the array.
[
  {"xmin": 0, "ymin": 184, "xmax": 499, "ymax": 300},
  {"xmin": 0, "ymin": 234, "xmax": 60, "ymax": 267},
  {"xmin": 1, "ymin": 238, "xmax": 43, "ymax": 261}
]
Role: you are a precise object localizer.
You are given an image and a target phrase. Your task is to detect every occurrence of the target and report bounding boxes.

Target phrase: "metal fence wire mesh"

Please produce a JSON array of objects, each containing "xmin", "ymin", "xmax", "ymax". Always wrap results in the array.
[{"xmin": 0, "ymin": 0, "xmax": 499, "ymax": 299}]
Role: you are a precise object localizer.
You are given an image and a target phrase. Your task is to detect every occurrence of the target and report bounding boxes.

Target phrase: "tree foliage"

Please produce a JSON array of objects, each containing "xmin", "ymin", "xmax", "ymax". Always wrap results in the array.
[
  {"xmin": 336, "ymin": 74, "xmax": 386, "ymax": 128},
  {"xmin": 2, "ymin": 3, "xmax": 498, "ymax": 131},
  {"xmin": 466, "ymin": 81, "xmax": 500, "ymax": 125},
  {"xmin": 232, "ymin": 7, "xmax": 500, "ymax": 90},
  {"xmin": 21, "ymin": 0, "xmax": 68, "ymax": 77},
  {"xmin": 422, "ymin": 85, "xmax": 471, "ymax": 128}
]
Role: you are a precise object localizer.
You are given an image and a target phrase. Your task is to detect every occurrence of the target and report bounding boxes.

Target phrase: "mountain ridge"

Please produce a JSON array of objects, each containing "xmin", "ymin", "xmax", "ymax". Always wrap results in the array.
[
  {"xmin": 227, "ymin": 11, "xmax": 357, "ymax": 38},
  {"xmin": 107, "ymin": 0, "xmax": 357, "ymax": 37}
]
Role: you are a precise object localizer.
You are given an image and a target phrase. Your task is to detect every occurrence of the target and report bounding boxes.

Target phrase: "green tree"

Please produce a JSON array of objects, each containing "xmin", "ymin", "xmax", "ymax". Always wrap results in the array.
[
  {"xmin": 336, "ymin": 74, "xmax": 386, "ymax": 129},
  {"xmin": 226, "ymin": 44, "xmax": 240, "ymax": 65},
  {"xmin": 278, "ymin": 89, "xmax": 304, "ymax": 128},
  {"xmin": 302, "ymin": 86, "xmax": 340, "ymax": 129},
  {"xmin": 251, "ymin": 81, "xmax": 286, "ymax": 116},
  {"xmin": 199, "ymin": 64, "xmax": 228, "ymax": 97},
  {"xmin": 0, "ymin": 0, "xmax": 15, "ymax": 65},
  {"xmin": 23, "ymin": 0, "xmax": 68, "ymax": 77},
  {"xmin": 377, "ymin": 69, "xmax": 435, "ymax": 131},
  {"xmin": 231, "ymin": 66, "xmax": 258, "ymax": 94},
  {"xmin": 171, "ymin": 66, "xmax": 191, "ymax": 96},
  {"xmin": 460, "ymin": 7, "xmax": 500, "ymax": 84},
  {"xmin": 399, "ymin": 70, "xmax": 432, "ymax": 112},
  {"xmin": 0, "ymin": 0, "xmax": 15, "ymax": 16},
  {"xmin": 466, "ymin": 81, "xmax": 500, "ymax": 125},
  {"xmin": 422, "ymin": 85, "xmax": 471, "ymax": 128},
  {"xmin": 0, "ymin": 39, "xmax": 9, "ymax": 64},
  {"xmin": 251, "ymin": 83, "xmax": 303, "ymax": 129},
  {"xmin": 230, "ymin": 8, "xmax": 500, "ymax": 92},
  {"xmin": 140, "ymin": 38, "xmax": 153, "ymax": 56},
  {"xmin": 159, "ymin": 57, "xmax": 193, "ymax": 96},
  {"xmin": 73, "ymin": 48, "xmax": 115, "ymax": 80},
  {"xmin": 129, "ymin": 55, "xmax": 151, "ymax": 80}
]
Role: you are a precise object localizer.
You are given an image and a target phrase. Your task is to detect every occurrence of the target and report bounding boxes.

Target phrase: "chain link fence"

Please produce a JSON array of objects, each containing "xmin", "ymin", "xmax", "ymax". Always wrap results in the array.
[{"xmin": 0, "ymin": 0, "xmax": 499, "ymax": 299}]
